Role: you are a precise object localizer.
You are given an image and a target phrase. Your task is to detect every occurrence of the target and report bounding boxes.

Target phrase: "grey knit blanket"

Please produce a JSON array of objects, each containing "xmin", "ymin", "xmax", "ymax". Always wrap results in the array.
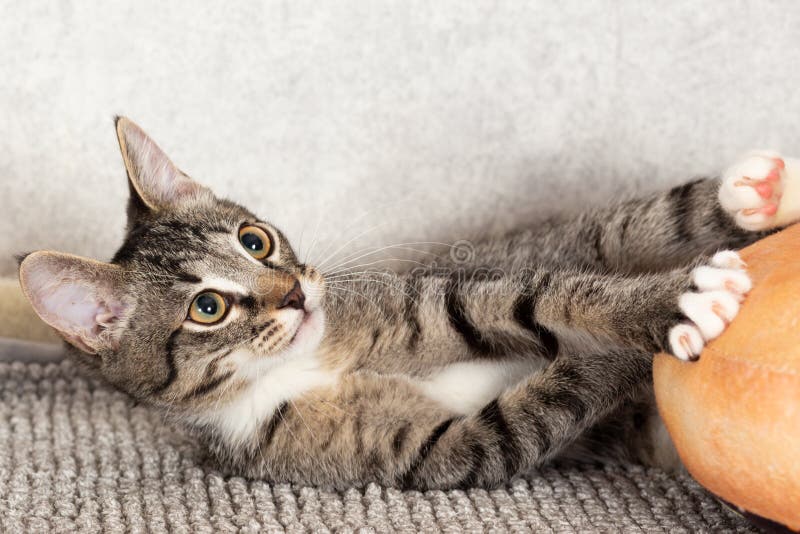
[{"xmin": 0, "ymin": 360, "xmax": 754, "ymax": 532}]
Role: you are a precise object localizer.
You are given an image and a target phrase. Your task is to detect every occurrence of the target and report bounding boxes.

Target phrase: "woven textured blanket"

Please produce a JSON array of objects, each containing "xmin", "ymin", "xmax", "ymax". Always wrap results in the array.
[{"xmin": 0, "ymin": 359, "xmax": 754, "ymax": 532}]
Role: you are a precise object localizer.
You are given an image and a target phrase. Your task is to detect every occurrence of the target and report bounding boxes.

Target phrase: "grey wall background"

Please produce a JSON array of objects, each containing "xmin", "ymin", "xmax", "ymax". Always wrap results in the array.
[{"xmin": 1, "ymin": 1, "xmax": 799, "ymax": 276}]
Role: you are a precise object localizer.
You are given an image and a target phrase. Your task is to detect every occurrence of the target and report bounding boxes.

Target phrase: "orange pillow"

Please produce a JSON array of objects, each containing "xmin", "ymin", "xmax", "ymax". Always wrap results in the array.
[{"xmin": 654, "ymin": 223, "xmax": 800, "ymax": 530}]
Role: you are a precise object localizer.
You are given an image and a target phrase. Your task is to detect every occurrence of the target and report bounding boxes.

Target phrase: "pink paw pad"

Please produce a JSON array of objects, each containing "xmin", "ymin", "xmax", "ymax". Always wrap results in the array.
[
  {"xmin": 761, "ymin": 203, "xmax": 778, "ymax": 216},
  {"xmin": 754, "ymin": 181, "xmax": 773, "ymax": 199},
  {"xmin": 740, "ymin": 160, "xmax": 784, "ymax": 215},
  {"xmin": 742, "ymin": 203, "xmax": 778, "ymax": 216},
  {"xmin": 719, "ymin": 152, "xmax": 788, "ymax": 232}
]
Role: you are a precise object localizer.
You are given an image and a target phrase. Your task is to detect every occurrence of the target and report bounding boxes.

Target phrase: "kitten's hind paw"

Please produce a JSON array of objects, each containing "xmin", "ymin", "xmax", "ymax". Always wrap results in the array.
[
  {"xmin": 667, "ymin": 251, "xmax": 751, "ymax": 361},
  {"xmin": 719, "ymin": 151, "xmax": 786, "ymax": 231}
]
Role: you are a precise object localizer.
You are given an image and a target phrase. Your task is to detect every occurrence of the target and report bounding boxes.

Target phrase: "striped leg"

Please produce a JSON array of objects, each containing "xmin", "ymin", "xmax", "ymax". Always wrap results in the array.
[
  {"xmin": 457, "ymin": 178, "xmax": 768, "ymax": 275},
  {"xmin": 396, "ymin": 348, "xmax": 652, "ymax": 489},
  {"xmin": 431, "ymin": 267, "xmax": 694, "ymax": 359},
  {"xmin": 329, "ymin": 259, "xmax": 727, "ymax": 369}
]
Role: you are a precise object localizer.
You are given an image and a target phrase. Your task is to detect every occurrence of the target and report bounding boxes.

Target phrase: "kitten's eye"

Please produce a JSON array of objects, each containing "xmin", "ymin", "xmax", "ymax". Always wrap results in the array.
[
  {"xmin": 189, "ymin": 292, "xmax": 227, "ymax": 324},
  {"xmin": 238, "ymin": 225, "xmax": 272, "ymax": 260}
]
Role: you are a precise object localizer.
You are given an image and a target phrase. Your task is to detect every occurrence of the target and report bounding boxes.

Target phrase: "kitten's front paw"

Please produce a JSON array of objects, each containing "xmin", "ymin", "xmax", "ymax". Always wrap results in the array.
[
  {"xmin": 668, "ymin": 251, "xmax": 751, "ymax": 361},
  {"xmin": 719, "ymin": 151, "xmax": 786, "ymax": 231}
]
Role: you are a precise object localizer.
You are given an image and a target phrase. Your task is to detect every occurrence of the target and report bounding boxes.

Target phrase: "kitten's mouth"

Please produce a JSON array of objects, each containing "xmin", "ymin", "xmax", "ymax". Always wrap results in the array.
[{"xmin": 287, "ymin": 308, "xmax": 316, "ymax": 348}]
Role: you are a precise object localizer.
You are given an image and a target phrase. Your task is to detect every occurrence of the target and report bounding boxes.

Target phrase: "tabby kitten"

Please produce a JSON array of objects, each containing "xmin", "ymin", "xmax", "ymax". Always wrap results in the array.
[{"xmin": 18, "ymin": 118, "xmax": 796, "ymax": 490}]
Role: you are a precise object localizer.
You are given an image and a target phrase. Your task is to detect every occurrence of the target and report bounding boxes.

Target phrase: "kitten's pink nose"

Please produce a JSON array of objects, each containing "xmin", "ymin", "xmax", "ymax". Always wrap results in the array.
[{"xmin": 278, "ymin": 280, "xmax": 305, "ymax": 311}]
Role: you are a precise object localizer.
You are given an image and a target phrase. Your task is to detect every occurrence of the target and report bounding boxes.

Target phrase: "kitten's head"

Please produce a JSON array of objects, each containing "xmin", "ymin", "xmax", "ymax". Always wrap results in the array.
[{"xmin": 18, "ymin": 118, "xmax": 326, "ymax": 409}]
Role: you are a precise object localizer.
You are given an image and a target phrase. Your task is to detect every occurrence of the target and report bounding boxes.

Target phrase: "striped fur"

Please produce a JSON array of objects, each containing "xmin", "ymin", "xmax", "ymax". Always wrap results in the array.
[{"xmin": 18, "ymin": 119, "xmax": 798, "ymax": 490}]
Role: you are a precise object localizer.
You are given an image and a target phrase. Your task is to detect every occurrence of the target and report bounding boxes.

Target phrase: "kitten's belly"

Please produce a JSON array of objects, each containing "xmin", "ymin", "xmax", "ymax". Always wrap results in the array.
[{"xmin": 417, "ymin": 358, "xmax": 547, "ymax": 414}]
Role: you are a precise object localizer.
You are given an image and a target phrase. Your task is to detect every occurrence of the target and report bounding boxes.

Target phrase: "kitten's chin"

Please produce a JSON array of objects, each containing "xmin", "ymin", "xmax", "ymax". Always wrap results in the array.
[{"xmin": 285, "ymin": 308, "xmax": 325, "ymax": 354}]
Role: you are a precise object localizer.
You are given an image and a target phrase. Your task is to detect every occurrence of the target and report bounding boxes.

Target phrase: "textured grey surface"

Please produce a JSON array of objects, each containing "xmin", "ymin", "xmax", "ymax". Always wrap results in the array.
[
  {"xmin": 0, "ymin": 360, "xmax": 754, "ymax": 533},
  {"xmin": 2, "ymin": 1, "xmax": 800, "ymax": 276}
]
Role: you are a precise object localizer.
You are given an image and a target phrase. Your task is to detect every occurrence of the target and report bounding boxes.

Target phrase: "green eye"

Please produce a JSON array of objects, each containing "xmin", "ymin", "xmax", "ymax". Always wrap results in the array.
[
  {"xmin": 189, "ymin": 292, "xmax": 227, "ymax": 324},
  {"xmin": 239, "ymin": 225, "xmax": 272, "ymax": 260}
]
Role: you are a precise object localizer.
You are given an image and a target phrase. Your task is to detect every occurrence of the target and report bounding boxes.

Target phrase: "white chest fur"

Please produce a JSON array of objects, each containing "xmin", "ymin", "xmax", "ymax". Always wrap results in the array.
[{"xmin": 194, "ymin": 347, "xmax": 337, "ymax": 447}]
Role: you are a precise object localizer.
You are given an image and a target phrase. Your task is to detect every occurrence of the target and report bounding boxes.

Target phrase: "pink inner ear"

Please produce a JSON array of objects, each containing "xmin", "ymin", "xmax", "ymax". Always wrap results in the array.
[
  {"xmin": 25, "ymin": 265, "xmax": 121, "ymax": 354},
  {"xmin": 21, "ymin": 252, "xmax": 128, "ymax": 354},
  {"xmin": 126, "ymin": 125, "xmax": 200, "ymax": 207},
  {"xmin": 39, "ymin": 281, "xmax": 107, "ymax": 336}
]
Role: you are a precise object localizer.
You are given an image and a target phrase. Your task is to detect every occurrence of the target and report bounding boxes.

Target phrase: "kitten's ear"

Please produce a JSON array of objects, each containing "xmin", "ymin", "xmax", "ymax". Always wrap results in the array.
[
  {"xmin": 18, "ymin": 252, "xmax": 129, "ymax": 354},
  {"xmin": 115, "ymin": 116, "xmax": 209, "ymax": 211}
]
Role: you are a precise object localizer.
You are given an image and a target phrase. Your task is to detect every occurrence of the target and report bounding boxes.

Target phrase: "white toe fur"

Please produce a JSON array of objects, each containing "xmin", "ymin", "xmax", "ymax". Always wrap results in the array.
[
  {"xmin": 678, "ymin": 290, "xmax": 740, "ymax": 339},
  {"xmin": 668, "ymin": 323, "xmax": 705, "ymax": 361},
  {"xmin": 735, "ymin": 210, "xmax": 772, "ymax": 232},
  {"xmin": 710, "ymin": 250, "xmax": 747, "ymax": 270},
  {"xmin": 719, "ymin": 178, "xmax": 765, "ymax": 211},
  {"xmin": 667, "ymin": 251, "xmax": 751, "ymax": 360},
  {"xmin": 692, "ymin": 266, "xmax": 751, "ymax": 295}
]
